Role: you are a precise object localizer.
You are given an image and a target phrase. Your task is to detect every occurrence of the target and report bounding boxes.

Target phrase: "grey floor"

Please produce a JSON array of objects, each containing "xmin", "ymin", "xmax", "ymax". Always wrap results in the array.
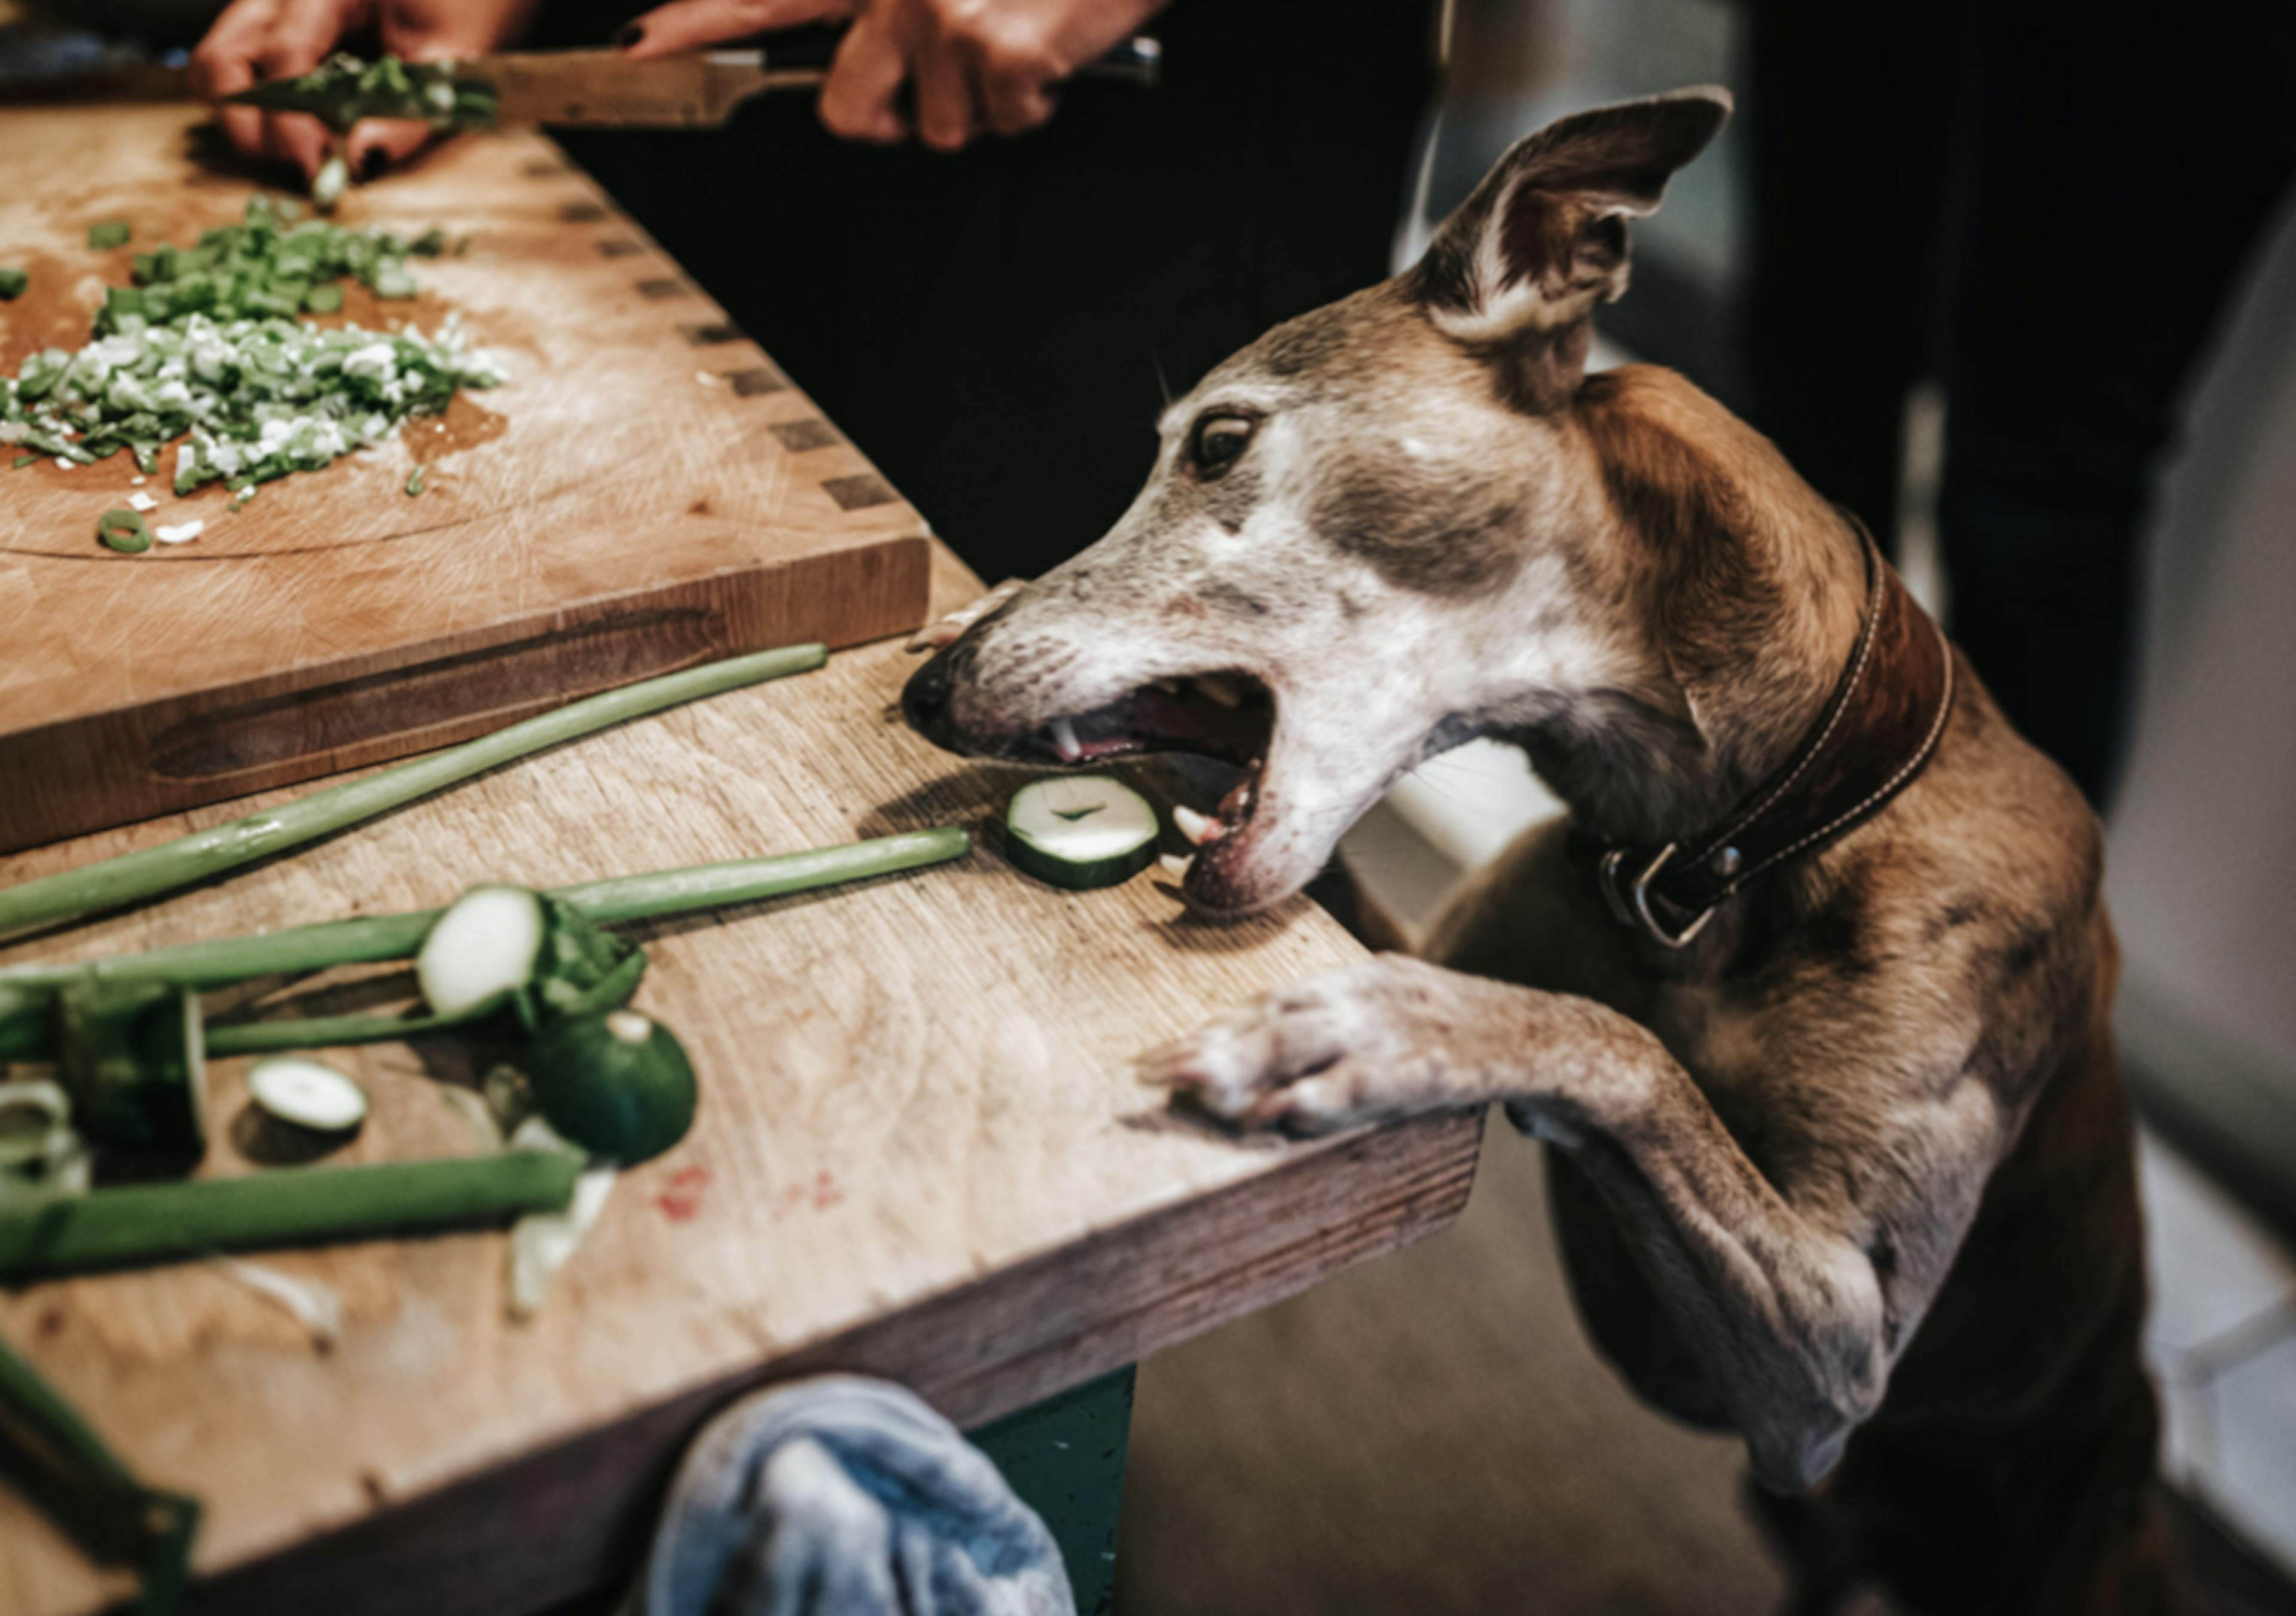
[{"xmin": 1115, "ymin": 1121, "xmax": 1825, "ymax": 1615}]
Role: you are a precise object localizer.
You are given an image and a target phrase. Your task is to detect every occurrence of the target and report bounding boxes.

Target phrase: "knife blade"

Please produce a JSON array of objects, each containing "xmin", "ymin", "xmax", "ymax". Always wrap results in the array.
[{"xmin": 173, "ymin": 31, "xmax": 1155, "ymax": 130}]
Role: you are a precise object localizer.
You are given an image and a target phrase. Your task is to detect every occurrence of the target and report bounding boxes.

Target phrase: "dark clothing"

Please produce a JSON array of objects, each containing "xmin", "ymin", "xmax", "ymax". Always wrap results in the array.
[
  {"xmin": 1748, "ymin": 0, "xmax": 2296, "ymax": 806},
  {"xmin": 542, "ymin": 1, "xmax": 1436, "ymax": 583}
]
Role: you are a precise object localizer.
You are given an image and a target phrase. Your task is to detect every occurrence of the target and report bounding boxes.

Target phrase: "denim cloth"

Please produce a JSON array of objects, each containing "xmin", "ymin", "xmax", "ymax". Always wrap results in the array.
[{"xmin": 626, "ymin": 1376, "xmax": 1074, "ymax": 1616}]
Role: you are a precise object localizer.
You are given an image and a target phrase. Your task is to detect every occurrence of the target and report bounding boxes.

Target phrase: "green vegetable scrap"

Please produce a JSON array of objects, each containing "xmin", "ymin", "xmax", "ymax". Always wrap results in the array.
[
  {"xmin": 227, "ymin": 53, "xmax": 500, "ymax": 136},
  {"xmin": 404, "ymin": 465, "xmax": 425, "ymax": 495},
  {"xmin": 54, "ymin": 979, "xmax": 208, "ymax": 1155},
  {"xmin": 1, "ymin": 197, "xmax": 499, "ymax": 499},
  {"xmin": 0, "ymin": 268, "xmax": 25, "ymax": 300},
  {"xmin": 97, "ymin": 509, "xmax": 153, "ymax": 553},
  {"xmin": 86, "ymin": 221, "xmax": 131, "ymax": 250}
]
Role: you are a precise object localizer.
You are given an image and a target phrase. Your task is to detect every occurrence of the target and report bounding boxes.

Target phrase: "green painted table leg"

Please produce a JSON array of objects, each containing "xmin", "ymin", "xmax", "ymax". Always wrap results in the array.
[{"xmin": 969, "ymin": 1367, "xmax": 1135, "ymax": 1616}]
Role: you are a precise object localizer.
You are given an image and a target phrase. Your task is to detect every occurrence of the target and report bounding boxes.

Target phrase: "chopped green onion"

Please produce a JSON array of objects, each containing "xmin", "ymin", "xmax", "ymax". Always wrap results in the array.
[
  {"xmin": 303, "ymin": 282, "xmax": 343, "ymax": 314},
  {"xmin": 404, "ymin": 465, "xmax": 425, "ymax": 496},
  {"xmin": 0, "ymin": 268, "xmax": 25, "ymax": 300},
  {"xmin": 87, "ymin": 221, "xmax": 131, "ymax": 250},
  {"xmin": 96, "ymin": 510, "xmax": 152, "ymax": 554},
  {"xmin": 0, "ymin": 644, "xmax": 831, "ymax": 939},
  {"xmin": 10, "ymin": 455, "xmax": 33, "ymax": 469}
]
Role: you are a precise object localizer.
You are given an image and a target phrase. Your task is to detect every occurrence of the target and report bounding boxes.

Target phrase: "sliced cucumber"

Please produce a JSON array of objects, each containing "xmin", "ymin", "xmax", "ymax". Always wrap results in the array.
[
  {"xmin": 417, "ymin": 884, "xmax": 546, "ymax": 1019},
  {"xmin": 247, "ymin": 1057, "xmax": 369, "ymax": 1136},
  {"xmin": 1004, "ymin": 776, "xmax": 1161, "ymax": 891},
  {"xmin": 529, "ymin": 1010, "xmax": 697, "ymax": 1165}
]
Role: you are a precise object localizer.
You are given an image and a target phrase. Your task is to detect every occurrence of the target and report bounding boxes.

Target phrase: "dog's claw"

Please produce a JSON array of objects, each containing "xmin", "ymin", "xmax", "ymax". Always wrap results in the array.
[{"xmin": 905, "ymin": 577, "xmax": 1028, "ymax": 654}]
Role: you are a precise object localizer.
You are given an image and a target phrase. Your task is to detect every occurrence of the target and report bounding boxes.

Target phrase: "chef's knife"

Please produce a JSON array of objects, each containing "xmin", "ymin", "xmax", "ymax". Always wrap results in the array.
[{"xmin": 222, "ymin": 33, "xmax": 1160, "ymax": 130}]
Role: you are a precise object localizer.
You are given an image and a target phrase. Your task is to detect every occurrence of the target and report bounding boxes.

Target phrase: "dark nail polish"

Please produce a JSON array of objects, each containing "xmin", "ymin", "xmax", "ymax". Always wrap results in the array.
[
  {"xmin": 612, "ymin": 23, "xmax": 643, "ymax": 48},
  {"xmin": 360, "ymin": 147, "xmax": 390, "ymax": 181}
]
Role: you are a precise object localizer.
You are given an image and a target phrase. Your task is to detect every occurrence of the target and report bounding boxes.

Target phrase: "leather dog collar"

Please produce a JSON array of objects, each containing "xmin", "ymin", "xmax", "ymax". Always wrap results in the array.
[{"xmin": 1576, "ymin": 516, "xmax": 1956, "ymax": 948}]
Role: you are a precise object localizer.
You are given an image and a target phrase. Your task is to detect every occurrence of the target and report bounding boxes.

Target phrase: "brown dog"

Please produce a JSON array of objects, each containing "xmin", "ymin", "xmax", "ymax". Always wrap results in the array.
[{"xmin": 902, "ymin": 88, "xmax": 2165, "ymax": 1615}]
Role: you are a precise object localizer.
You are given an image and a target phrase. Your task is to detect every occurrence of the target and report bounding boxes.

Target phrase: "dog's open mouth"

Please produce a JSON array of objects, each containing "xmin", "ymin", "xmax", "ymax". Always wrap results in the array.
[{"xmin": 1016, "ymin": 672, "xmax": 1279, "ymax": 904}]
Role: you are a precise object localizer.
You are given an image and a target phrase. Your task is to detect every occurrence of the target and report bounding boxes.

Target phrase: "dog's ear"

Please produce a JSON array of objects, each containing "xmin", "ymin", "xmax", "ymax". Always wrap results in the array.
[{"xmin": 1412, "ymin": 87, "xmax": 1730, "ymax": 407}]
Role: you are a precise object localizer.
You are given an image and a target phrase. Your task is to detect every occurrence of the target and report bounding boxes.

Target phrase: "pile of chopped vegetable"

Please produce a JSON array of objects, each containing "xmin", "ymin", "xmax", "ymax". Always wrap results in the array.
[{"xmin": 1, "ymin": 196, "xmax": 501, "ymax": 505}]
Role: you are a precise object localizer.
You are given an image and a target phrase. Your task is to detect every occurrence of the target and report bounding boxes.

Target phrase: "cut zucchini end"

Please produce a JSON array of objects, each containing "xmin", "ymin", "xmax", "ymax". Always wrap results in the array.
[
  {"xmin": 417, "ymin": 885, "xmax": 546, "ymax": 1019},
  {"xmin": 530, "ymin": 1011, "xmax": 697, "ymax": 1166},
  {"xmin": 247, "ymin": 1057, "xmax": 369, "ymax": 1135},
  {"xmin": 1004, "ymin": 776, "xmax": 1161, "ymax": 891}
]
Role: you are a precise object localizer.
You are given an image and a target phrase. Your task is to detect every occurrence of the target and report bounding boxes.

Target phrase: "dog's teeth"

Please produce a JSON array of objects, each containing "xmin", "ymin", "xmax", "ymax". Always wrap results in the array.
[
  {"xmin": 1149, "ymin": 678, "xmax": 1180, "ymax": 694},
  {"xmin": 1196, "ymin": 675, "xmax": 1245, "ymax": 708},
  {"xmin": 1049, "ymin": 717, "xmax": 1083, "ymax": 763},
  {"xmin": 1159, "ymin": 852, "xmax": 1195, "ymax": 881},
  {"xmin": 1173, "ymin": 805, "xmax": 1225, "ymax": 846}
]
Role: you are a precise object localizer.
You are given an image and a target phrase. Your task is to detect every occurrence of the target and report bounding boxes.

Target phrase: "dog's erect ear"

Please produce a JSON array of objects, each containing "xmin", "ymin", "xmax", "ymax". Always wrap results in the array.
[{"xmin": 1412, "ymin": 87, "xmax": 1730, "ymax": 403}]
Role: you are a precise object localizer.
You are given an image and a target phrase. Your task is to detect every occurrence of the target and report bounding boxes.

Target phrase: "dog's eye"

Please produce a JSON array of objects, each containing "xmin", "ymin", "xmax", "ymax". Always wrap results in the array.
[{"xmin": 1190, "ymin": 414, "xmax": 1257, "ymax": 477}]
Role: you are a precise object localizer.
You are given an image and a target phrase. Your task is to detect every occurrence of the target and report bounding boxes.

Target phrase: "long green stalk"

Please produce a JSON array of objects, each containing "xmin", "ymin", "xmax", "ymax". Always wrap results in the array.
[
  {"xmin": 203, "ymin": 1005, "xmax": 490, "ymax": 1056},
  {"xmin": 0, "ymin": 1148, "xmax": 584, "ymax": 1278},
  {"xmin": 0, "ymin": 1335, "xmax": 200, "ymax": 1602},
  {"xmin": 0, "ymin": 829, "xmax": 970, "ymax": 993},
  {"xmin": 0, "ymin": 643, "xmax": 828, "ymax": 941}
]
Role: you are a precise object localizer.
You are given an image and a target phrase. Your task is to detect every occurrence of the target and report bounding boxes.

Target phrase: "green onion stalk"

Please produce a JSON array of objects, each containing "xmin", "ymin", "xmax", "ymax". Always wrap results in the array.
[
  {"xmin": 0, "ymin": 1148, "xmax": 585, "ymax": 1278},
  {"xmin": 0, "ymin": 829, "xmax": 970, "ymax": 996},
  {"xmin": 0, "ymin": 644, "xmax": 829, "ymax": 941}
]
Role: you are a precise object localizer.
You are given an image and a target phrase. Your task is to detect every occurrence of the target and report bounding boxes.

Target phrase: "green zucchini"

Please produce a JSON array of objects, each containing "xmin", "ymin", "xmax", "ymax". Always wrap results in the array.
[
  {"xmin": 529, "ymin": 1010, "xmax": 696, "ymax": 1165},
  {"xmin": 1004, "ymin": 776, "xmax": 1161, "ymax": 890},
  {"xmin": 54, "ymin": 980, "xmax": 207, "ymax": 1154}
]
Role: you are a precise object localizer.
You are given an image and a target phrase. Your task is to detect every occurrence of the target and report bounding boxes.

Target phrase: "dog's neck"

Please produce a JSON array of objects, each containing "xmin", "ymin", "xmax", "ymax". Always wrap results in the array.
[{"xmin": 1502, "ymin": 367, "xmax": 1868, "ymax": 852}]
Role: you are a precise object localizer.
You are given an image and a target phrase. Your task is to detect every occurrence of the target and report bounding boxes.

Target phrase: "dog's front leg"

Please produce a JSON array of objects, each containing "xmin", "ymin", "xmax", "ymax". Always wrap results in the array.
[{"xmin": 1145, "ymin": 954, "xmax": 1937, "ymax": 1493}]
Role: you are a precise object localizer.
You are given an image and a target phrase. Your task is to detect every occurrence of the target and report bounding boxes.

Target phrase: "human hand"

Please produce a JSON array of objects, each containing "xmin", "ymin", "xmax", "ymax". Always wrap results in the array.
[
  {"xmin": 622, "ymin": 0, "xmax": 1168, "ymax": 150},
  {"xmin": 191, "ymin": 0, "xmax": 541, "ymax": 184}
]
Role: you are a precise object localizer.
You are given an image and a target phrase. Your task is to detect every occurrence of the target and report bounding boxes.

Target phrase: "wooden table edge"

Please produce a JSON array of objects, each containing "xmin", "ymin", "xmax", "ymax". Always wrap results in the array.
[{"xmin": 170, "ymin": 1109, "xmax": 1485, "ymax": 1616}]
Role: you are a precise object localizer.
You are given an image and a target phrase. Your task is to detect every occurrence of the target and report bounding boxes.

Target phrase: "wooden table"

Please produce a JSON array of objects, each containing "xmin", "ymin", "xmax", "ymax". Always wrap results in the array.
[{"xmin": 0, "ymin": 530, "xmax": 1482, "ymax": 1614}]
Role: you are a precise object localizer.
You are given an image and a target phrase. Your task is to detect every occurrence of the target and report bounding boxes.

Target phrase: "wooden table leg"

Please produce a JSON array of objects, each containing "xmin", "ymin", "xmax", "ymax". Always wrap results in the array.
[{"xmin": 970, "ymin": 1367, "xmax": 1136, "ymax": 1616}]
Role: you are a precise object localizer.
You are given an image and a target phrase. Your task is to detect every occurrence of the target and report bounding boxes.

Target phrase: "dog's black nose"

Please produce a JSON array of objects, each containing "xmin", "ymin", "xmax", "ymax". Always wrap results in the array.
[{"xmin": 900, "ymin": 651, "xmax": 959, "ymax": 748}]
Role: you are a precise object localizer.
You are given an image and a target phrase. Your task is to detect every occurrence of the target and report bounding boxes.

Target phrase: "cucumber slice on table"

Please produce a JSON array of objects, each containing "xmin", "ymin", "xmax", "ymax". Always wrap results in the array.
[
  {"xmin": 1004, "ymin": 776, "xmax": 1161, "ymax": 891},
  {"xmin": 530, "ymin": 1010, "xmax": 697, "ymax": 1166},
  {"xmin": 417, "ymin": 884, "xmax": 547, "ymax": 1019},
  {"xmin": 248, "ymin": 1058, "xmax": 370, "ymax": 1136}
]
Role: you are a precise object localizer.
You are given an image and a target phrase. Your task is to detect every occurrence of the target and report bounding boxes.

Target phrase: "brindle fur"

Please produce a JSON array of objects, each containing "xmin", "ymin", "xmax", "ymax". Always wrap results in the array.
[{"xmin": 905, "ymin": 89, "xmax": 2166, "ymax": 1614}]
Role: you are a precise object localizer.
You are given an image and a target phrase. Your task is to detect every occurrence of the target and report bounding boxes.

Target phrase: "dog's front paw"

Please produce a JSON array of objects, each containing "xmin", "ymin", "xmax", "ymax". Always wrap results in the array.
[{"xmin": 1140, "ymin": 955, "xmax": 1470, "ymax": 1135}]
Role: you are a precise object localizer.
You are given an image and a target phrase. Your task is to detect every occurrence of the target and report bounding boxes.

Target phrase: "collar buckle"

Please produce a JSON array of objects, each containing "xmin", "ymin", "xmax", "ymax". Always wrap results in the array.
[{"xmin": 1597, "ymin": 842, "xmax": 1715, "ymax": 949}]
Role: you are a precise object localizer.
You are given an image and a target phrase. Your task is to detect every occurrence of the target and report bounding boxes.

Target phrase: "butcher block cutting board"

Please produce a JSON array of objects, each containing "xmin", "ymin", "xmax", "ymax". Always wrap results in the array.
[{"xmin": 0, "ymin": 103, "xmax": 931, "ymax": 855}]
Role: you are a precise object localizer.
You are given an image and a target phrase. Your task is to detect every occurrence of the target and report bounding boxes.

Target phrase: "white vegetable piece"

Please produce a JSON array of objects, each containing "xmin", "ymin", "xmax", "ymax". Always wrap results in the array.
[
  {"xmin": 153, "ymin": 519, "xmax": 203, "ymax": 544},
  {"xmin": 416, "ymin": 883, "xmax": 546, "ymax": 1017},
  {"xmin": 246, "ymin": 1056, "xmax": 370, "ymax": 1133}
]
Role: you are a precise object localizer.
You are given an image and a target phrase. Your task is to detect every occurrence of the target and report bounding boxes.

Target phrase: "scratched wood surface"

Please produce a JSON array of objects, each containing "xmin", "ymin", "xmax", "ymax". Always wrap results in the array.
[
  {"xmin": 0, "ymin": 542, "xmax": 1482, "ymax": 1615},
  {"xmin": 0, "ymin": 104, "xmax": 930, "ymax": 855}
]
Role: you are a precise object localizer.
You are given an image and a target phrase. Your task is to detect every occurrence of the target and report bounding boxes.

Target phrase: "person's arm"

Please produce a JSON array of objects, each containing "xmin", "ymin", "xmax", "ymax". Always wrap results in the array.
[
  {"xmin": 622, "ymin": 0, "xmax": 1169, "ymax": 150},
  {"xmin": 190, "ymin": 0, "xmax": 542, "ymax": 183}
]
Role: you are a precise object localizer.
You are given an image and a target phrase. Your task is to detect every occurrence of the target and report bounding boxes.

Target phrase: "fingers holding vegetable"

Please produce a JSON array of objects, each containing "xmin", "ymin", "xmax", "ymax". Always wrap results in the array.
[{"xmin": 191, "ymin": 0, "xmax": 536, "ymax": 197}]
